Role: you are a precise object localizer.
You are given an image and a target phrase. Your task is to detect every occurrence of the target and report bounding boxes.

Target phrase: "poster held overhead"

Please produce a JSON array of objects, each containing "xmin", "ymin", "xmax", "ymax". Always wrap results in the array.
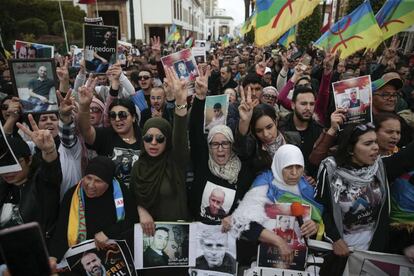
[
  {"xmin": 0, "ymin": 122, "xmax": 22, "ymax": 174},
  {"xmin": 332, "ymin": 75, "xmax": 372, "ymax": 126},
  {"xmin": 15, "ymin": 40, "xmax": 54, "ymax": 59},
  {"xmin": 9, "ymin": 58, "xmax": 59, "ymax": 114},
  {"xmin": 83, "ymin": 24, "xmax": 118, "ymax": 73}
]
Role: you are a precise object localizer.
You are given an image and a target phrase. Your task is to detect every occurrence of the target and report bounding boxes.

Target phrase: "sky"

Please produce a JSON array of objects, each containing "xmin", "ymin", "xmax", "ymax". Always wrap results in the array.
[{"xmin": 217, "ymin": 0, "xmax": 245, "ymax": 26}]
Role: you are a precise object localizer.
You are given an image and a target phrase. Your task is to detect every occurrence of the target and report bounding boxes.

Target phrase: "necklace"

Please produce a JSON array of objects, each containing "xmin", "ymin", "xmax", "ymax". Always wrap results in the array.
[{"xmin": 122, "ymin": 137, "xmax": 135, "ymax": 142}]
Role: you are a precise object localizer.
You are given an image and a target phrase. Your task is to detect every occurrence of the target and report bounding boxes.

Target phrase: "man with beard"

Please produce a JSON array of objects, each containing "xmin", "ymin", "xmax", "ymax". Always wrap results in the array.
[
  {"xmin": 139, "ymin": 87, "xmax": 174, "ymax": 128},
  {"xmin": 81, "ymin": 252, "xmax": 106, "ymax": 276},
  {"xmin": 208, "ymin": 65, "xmax": 238, "ymax": 95},
  {"xmin": 278, "ymin": 86, "xmax": 323, "ymax": 178}
]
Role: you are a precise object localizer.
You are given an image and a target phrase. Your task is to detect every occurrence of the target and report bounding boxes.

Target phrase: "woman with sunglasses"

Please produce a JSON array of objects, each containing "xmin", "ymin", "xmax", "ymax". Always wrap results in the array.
[
  {"xmin": 78, "ymin": 78, "xmax": 141, "ymax": 188},
  {"xmin": 316, "ymin": 122, "xmax": 414, "ymax": 275}
]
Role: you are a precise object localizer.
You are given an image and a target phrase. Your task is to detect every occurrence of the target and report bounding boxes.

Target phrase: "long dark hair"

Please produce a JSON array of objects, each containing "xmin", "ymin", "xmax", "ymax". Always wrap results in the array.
[
  {"xmin": 108, "ymin": 98, "xmax": 142, "ymax": 143},
  {"xmin": 373, "ymin": 112, "xmax": 401, "ymax": 132},
  {"xmin": 250, "ymin": 104, "xmax": 279, "ymax": 172},
  {"xmin": 335, "ymin": 123, "xmax": 376, "ymax": 167}
]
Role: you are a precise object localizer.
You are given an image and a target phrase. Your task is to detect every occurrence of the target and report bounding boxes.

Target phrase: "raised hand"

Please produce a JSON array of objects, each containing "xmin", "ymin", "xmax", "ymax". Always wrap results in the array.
[
  {"xmin": 56, "ymin": 56, "xmax": 69, "ymax": 82},
  {"xmin": 211, "ymin": 54, "xmax": 220, "ymax": 70},
  {"xmin": 106, "ymin": 62, "xmax": 122, "ymax": 81},
  {"xmin": 78, "ymin": 77, "xmax": 97, "ymax": 110},
  {"xmin": 323, "ymin": 51, "xmax": 336, "ymax": 74},
  {"xmin": 255, "ymin": 55, "xmax": 271, "ymax": 76},
  {"xmin": 238, "ymin": 85, "xmax": 258, "ymax": 122},
  {"xmin": 195, "ymin": 64, "xmax": 211, "ymax": 100},
  {"xmin": 150, "ymin": 36, "xmax": 162, "ymax": 60},
  {"xmin": 164, "ymin": 66, "xmax": 187, "ymax": 105},
  {"xmin": 57, "ymin": 89, "xmax": 75, "ymax": 123},
  {"xmin": 17, "ymin": 114, "xmax": 56, "ymax": 160}
]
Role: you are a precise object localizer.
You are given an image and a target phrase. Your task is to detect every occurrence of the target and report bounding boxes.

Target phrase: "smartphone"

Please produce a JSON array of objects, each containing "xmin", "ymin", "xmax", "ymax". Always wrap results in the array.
[{"xmin": 0, "ymin": 222, "xmax": 51, "ymax": 276}]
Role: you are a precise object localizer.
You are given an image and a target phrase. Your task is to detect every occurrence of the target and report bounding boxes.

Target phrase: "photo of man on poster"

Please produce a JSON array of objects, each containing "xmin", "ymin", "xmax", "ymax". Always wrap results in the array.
[
  {"xmin": 143, "ymin": 227, "xmax": 170, "ymax": 267},
  {"xmin": 81, "ymin": 252, "xmax": 106, "ymax": 276}
]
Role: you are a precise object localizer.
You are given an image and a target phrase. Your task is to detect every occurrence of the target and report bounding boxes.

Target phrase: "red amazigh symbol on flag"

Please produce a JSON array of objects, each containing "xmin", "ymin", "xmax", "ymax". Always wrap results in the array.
[
  {"xmin": 271, "ymin": 0, "xmax": 313, "ymax": 29},
  {"xmin": 382, "ymin": 19, "xmax": 405, "ymax": 32},
  {"xmin": 329, "ymin": 17, "xmax": 363, "ymax": 53}
]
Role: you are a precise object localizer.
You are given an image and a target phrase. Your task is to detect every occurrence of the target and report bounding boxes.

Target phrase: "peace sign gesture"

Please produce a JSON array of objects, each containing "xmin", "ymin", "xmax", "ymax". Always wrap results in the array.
[
  {"xmin": 238, "ymin": 85, "xmax": 259, "ymax": 135},
  {"xmin": 57, "ymin": 89, "xmax": 75, "ymax": 124},
  {"xmin": 211, "ymin": 54, "xmax": 220, "ymax": 70},
  {"xmin": 256, "ymin": 55, "xmax": 272, "ymax": 76},
  {"xmin": 195, "ymin": 65, "xmax": 211, "ymax": 100},
  {"xmin": 78, "ymin": 77, "xmax": 97, "ymax": 111},
  {"xmin": 17, "ymin": 114, "xmax": 57, "ymax": 161}
]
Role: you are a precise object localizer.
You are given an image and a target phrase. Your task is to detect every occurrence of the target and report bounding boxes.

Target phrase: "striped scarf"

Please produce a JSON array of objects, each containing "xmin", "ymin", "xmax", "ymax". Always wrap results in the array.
[{"xmin": 67, "ymin": 179, "xmax": 125, "ymax": 247}]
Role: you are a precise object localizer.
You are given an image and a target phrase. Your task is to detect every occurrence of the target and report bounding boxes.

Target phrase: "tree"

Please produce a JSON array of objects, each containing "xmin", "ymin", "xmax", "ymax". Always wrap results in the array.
[
  {"xmin": 17, "ymin": 18, "xmax": 49, "ymax": 38},
  {"xmin": 297, "ymin": 5, "xmax": 322, "ymax": 48}
]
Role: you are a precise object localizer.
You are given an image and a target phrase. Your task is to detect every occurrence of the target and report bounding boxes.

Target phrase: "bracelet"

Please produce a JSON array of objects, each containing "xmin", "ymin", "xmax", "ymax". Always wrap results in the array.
[{"xmin": 175, "ymin": 103, "xmax": 187, "ymax": 110}]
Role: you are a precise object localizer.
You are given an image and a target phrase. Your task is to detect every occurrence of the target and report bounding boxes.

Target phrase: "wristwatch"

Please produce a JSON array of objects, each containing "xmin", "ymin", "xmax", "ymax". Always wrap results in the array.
[{"xmin": 175, "ymin": 103, "xmax": 187, "ymax": 110}]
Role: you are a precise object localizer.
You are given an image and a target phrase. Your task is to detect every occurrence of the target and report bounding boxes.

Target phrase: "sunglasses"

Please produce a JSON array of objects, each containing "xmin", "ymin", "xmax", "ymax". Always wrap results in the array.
[
  {"xmin": 143, "ymin": 134, "xmax": 166, "ymax": 144},
  {"xmin": 0, "ymin": 104, "xmax": 8, "ymax": 111},
  {"xmin": 90, "ymin": 107, "xmax": 102, "ymax": 113},
  {"xmin": 138, "ymin": 75, "xmax": 151, "ymax": 81},
  {"xmin": 109, "ymin": 111, "xmax": 130, "ymax": 121}
]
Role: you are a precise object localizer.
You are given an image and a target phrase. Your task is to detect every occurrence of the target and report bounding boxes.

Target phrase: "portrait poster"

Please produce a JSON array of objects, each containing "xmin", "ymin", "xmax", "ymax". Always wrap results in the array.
[
  {"xmin": 199, "ymin": 181, "xmax": 236, "ymax": 223},
  {"xmin": 345, "ymin": 250, "xmax": 414, "ymax": 276},
  {"xmin": 57, "ymin": 239, "xmax": 137, "ymax": 276},
  {"xmin": 111, "ymin": 147, "xmax": 140, "ymax": 189},
  {"xmin": 192, "ymin": 47, "xmax": 206, "ymax": 64},
  {"xmin": 204, "ymin": 94, "xmax": 229, "ymax": 133},
  {"xmin": 134, "ymin": 222, "xmax": 197, "ymax": 269},
  {"xmin": 195, "ymin": 40, "xmax": 211, "ymax": 51},
  {"xmin": 258, "ymin": 203, "xmax": 311, "ymax": 271},
  {"xmin": 14, "ymin": 40, "xmax": 54, "ymax": 59},
  {"xmin": 83, "ymin": 24, "xmax": 118, "ymax": 73},
  {"xmin": 332, "ymin": 75, "xmax": 372, "ymax": 126},
  {"xmin": 190, "ymin": 223, "xmax": 237, "ymax": 276},
  {"xmin": 9, "ymin": 59, "xmax": 58, "ymax": 114},
  {"xmin": 118, "ymin": 41, "xmax": 133, "ymax": 66},
  {"xmin": 0, "ymin": 122, "xmax": 22, "ymax": 174},
  {"xmin": 161, "ymin": 48, "xmax": 199, "ymax": 95},
  {"xmin": 72, "ymin": 48, "xmax": 83, "ymax": 68}
]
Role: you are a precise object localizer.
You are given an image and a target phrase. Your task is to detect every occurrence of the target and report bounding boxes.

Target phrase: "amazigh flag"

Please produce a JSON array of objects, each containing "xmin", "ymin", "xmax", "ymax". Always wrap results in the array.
[
  {"xmin": 314, "ymin": 1, "xmax": 382, "ymax": 59},
  {"xmin": 185, "ymin": 36, "xmax": 194, "ymax": 48},
  {"xmin": 369, "ymin": 0, "xmax": 414, "ymax": 49},
  {"xmin": 167, "ymin": 24, "xmax": 180, "ymax": 42},
  {"xmin": 255, "ymin": 0, "xmax": 320, "ymax": 46},
  {"xmin": 222, "ymin": 35, "xmax": 230, "ymax": 48},
  {"xmin": 278, "ymin": 25, "xmax": 296, "ymax": 48},
  {"xmin": 240, "ymin": 10, "xmax": 257, "ymax": 35}
]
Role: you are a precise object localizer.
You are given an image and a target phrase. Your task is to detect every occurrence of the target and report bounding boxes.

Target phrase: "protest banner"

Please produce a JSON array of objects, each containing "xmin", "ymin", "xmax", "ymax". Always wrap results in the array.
[
  {"xmin": 204, "ymin": 94, "xmax": 229, "ymax": 133},
  {"xmin": 15, "ymin": 40, "xmax": 54, "ymax": 59}
]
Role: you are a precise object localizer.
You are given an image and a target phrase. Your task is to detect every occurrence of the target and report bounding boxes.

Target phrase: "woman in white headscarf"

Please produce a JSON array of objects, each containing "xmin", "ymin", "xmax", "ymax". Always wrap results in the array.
[{"xmin": 228, "ymin": 144, "xmax": 324, "ymax": 264}]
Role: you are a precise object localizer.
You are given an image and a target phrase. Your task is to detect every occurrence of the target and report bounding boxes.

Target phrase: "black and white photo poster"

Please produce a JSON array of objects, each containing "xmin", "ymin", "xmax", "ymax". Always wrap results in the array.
[
  {"xmin": 134, "ymin": 222, "xmax": 196, "ymax": 269},
  {"xmin": 190, "ymin": 223, "xmax": 237, "ymax": 276}
]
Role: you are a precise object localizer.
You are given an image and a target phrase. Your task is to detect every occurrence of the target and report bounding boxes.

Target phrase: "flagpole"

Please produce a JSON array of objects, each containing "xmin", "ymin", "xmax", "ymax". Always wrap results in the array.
[
  {"xmin": 95, "ymin": 0, "xmax": 99, "ymax": 17},
  {"xmin": 58, "ymin": 0, "xmax": 69, "ymax": 54}
]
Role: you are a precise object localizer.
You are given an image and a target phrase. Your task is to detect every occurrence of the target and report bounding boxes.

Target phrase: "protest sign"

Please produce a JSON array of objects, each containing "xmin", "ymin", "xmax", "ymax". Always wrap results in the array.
[
  {"xmin": 204, "ymin": 94, "xmax": 229, "ymax": 133},
  {"xmin": 9, "ymin": 58, "xmax": 58, "ymax": 114},
  {"xmin": 332, "ymin": 75, "xmax": 372, "ymax": 126},
  {"xmin": 190, "ymin": 223, "xmax": 237, "ymax": 276},
  {"xmin": 161, "ymin": 48, "xmax": 199, "ymax": 95},
  {"xmin": 134, "ymin": 222, "xmax": 196, "ymax": 269},
  {"xmin": 15, "ymin": 40, "xmax": 54, "ymax": 59},
  {"xmin": 58, "ymin": 239, "xmax": 137, "ymax": 276},
  {"xmin": 192, "ymin": 47, "xmax": 206, "ymax": 64},
  {"xmin": 83, "ymin": 24, "xmax": 118, "ymax": 73},
  {"xmin": 72, "ymin": 48, "xmax": 83, "ymax": 68}
]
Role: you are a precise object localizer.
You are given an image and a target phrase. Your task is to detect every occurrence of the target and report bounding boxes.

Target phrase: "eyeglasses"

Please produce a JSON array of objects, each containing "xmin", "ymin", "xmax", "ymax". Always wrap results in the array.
[
  {"xmin": 0, "ymin": 104, "xmax": 8, "ymax": 111},
  {"xmin": 143, "ymin": 134, "xmax": 166, "ymax": 144},
  {"xmin": 138, "ymin": 75, "xmax": 151, "ymax": 81},
  {"xmin": 209, "ymin": 141, "xmax": 231, "ymax": 149},
  {"xmin": 375, "ymin": 92, "xmax": 400, "ymax": 100},
  {"xmin": 109, "ymin": 111, "xmax": 130, "ymax": 121},
  {"xmin": 90, "ymin": 107, "xmax": 102, "ymax": 113}
]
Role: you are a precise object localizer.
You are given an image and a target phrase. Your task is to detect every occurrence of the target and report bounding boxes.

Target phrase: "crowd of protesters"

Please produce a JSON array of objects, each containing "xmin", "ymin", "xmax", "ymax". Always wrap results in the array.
[{"xmin": 1, "ymin": 35, "xmax": 414, "ymax": 275}]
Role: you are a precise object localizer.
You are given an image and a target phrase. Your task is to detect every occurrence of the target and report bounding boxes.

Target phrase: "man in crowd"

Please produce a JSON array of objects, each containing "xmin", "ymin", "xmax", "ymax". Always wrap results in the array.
[
  {"xmin": 203, "ymin": 187, "xmax": 226, "ymax": 219},
  {"xmin": 81, "ymin": 252, "xmax": 106, "ymax": 276}
]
